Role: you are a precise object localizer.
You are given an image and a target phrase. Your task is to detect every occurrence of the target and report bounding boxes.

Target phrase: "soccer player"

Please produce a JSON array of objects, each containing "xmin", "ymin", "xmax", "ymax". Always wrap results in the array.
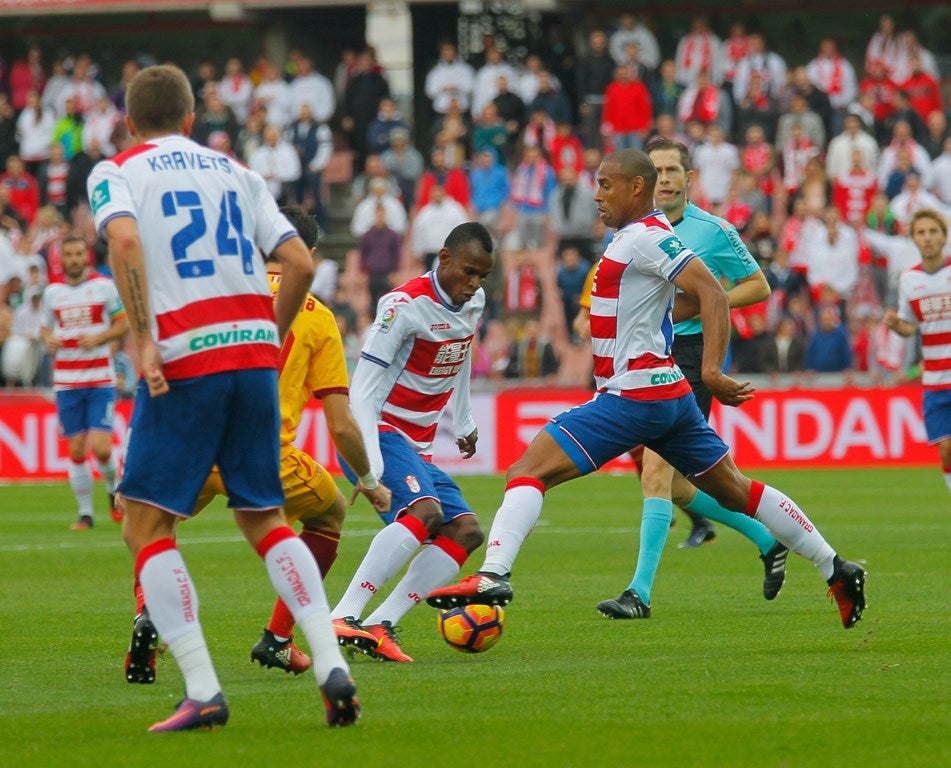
[
  {"xmin": 596, "ymin": 139, "xmax": 788, "ymax": 619},
  {"xmin": 427, "ymin": 149, "xmax": 867, "ymax": 632},
  {"xmin": 329, "ymin": 222, "xmax": 494, "ymax": 663},
  {"xmin": 40, "ymin": 233, "xmax": 127, "ymax": 530},
  {"xmin": 883, "ymin": 209, "xmax": 951, "ymax": 492},
  {"xmin": 88, "ymin": 64, "xmax": 358, "ymax": 731},
  {"xmin": 123, "ymin": 206, "xmax": 391, "ymax": 685}
]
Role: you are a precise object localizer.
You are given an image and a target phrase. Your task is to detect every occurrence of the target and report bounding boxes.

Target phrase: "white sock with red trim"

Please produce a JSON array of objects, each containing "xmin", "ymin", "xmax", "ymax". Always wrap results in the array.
[
  {"xmin": 94, "ymin": 451, "xmax": 119, "ymax": 494},
  {"xmin": 331, "ymin": 514, "xmax": 429, "ymax": 621},
  {"xmin": 481, "ymin": 477, "xmax": 545, "ymax": 576},
  {"xmin": 364, "ymin": 536, "xmax": 468, "ymax": 626},
  {"xmin": 257, "ymin": 526, "xmax": 345, "ymax": 685},
  {"xmin": 943, "ymin": 465, "xmax": 951, "ymax": 493},
  {"xmin": 136, "ymin": 539, "xmax": 220, "ymax": 701},
  {"xmin": 748, "ymin": 481, "xmax": 836, "ymax": 579}
]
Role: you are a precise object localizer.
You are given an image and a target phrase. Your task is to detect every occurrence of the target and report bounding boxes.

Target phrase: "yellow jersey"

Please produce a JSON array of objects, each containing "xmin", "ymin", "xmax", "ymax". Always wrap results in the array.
[{"xmin": 269, "ymin": 270, "xmax": 349, "ymax": 450}]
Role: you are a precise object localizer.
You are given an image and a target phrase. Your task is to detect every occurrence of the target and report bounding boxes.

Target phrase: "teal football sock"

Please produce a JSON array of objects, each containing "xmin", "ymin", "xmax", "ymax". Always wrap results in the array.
[
  {"xmin": 685, "ymin": 490, "xmax": 776, "ymax": 555},
  {"xmin": 628, "ymin": 497, "xmax": 674, "ymax": 604}
]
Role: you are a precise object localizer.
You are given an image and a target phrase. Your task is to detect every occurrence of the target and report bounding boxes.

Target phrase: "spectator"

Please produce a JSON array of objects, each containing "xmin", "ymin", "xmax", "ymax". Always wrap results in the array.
[
  {"xmin": 601, "ymin": 64, "xmax": 652, "ymax": 152},
  {"xmin": 416, "ymin": 146, "xmax": 470, "ymax": 209},
  {"xmin": 51, "ymin": 97, "xmax": 83, "ymax": 160},
  {"xmin": 502, "ymin": 248, "xmax": 542, "ymax": 324},
  {"xmin": 309, "ymin": 241, "xmax": 338, "ymax": 307},
  {"xmin": 790, "ymin": 66, "xmax": 834, "ymax": 139},
  {"xmin": 15, "ymin": 91, "xmax": 55, "ymax": 175},
  {"xmin": 576, "ymin": 29, "xmax": 617, "ymax": 150},
  {"xmin": 359, "ymin": 203, "xmax": 403, "ymax": 311},
  {"xmin": 609, "ymin": 12, "xmax": 660, "ymax": 70},
  {"xmin": 57, "ymin": 53, "xmax": 105, "ymax": 117},
  {"xmin": 826, "ymin": 111, "xmax": 880, "ymax": 180},
  {"xmin": 217, "ymin": 57, "xmax": 253, "ymax": 124},
  {"xmin": 805, "ymin": 305, "xmax": 853, "ymax": 375},
  {"xmin": 518, "ymin": 54, "xmax": 558, "ymax": 106},
  {"xmin": 893, "ymin": 30, "xmax": 940, "ymax": 85},
  {"xmin": 548, "ymin": 166, "xmax": 598, "ymax": 261},
  {"xmin": 693, "ymin": 124, "xmax": 739, "ymax": 206},
  {"xmin": 877, "ymin": 120, "xmax": 932, "ymax": 192},
  {"xmin": 922, "ymin": 110, "xmax": 950, "ymax": 161},
  {"xmin": 859, "ymin": 58, "xmax": 898, "ymax": 131},
  {"xmin": 865, "ymin": 14, "xmax": 902, "ymax": 80},
  {"xmin": 350, "ymin": 176, "xmax": 407, "ymax": 238},
  {"xmin": 366, "ymin": 97, "xmax": 410, "ymax": 159},
  {"xmin": 806, "ymin": 37, "xmax": 857, "ymax": 133},
  {"xmin": 253, "ymin": 61, "xmax": 293, "ymax": 129},
  {"xmin": 765, "ymin": 315, "xmax": 807, "ymax": 380},
  {"xmin": 775, "ymin": 92, "xmax": 826, "ymax": 152},
  {"xmin": 719, "ymin": 21, "xmax": 750, "ymax": 96},
  {"xmin": 734, "ymin": 72, "xmax": 780, "ymax": 144},
  {"xmin": 287, "ymin": 103, "xmax": 333, "ymax": 229},
  {"xmin": 235, "ymin": 112, "xmax": 265, "ymax": 163},
  {"xmin": 466, "ymin": 147, "xmax": 509, "ymax": 227},
  {"xmin": 930, "ymin": 138, "xmax": 951, "ymax": 205},
  {"xmin": 40, "ymin": 58, "xmax": 70, "ymax": 117},
  {"xmin": 192, "ymin": 86, "xmax": 239, "ymax": 148},
  {"xmin": 549, "ymin": 121, "xmax": 584, "ymax": 176},
  {"xmin": 471, "ymin": 46, "xmax": 518, "ymax": 121},
  {"xmin": 740, "ymin": 124, "xmax": 777, "ymax": 208},
  {"xmin": 528, "ymin": 71, "xmax": 572, "ymax": 127},
  {"xmin": 0, "ymin": 155, "xmax": 39, "ymax": 227},
  {"xmin": 0, "ymin": 94, "xmax": 16, "ymax": 171},
  {"xmin": 504, "ymin": 318, "xmax": 559, "ymax": 381},
  {"xmin": 381, "ymin": 128, "xmax": 424, "ymax": 210},
  {"xmin": 1, "ymin": 286, "xmax": 44, "ymax": 386},
  {"xmin": 732, "ymin": 33, "xmax": 787, "ymax": 103},
  {"xmin": 651, "ymin": 59, "xmax": 685, "ymax": 122},
  {"xmin": 36, "ymin": 142, "xmax": 70, "ymax": 217},
  {"xmin": 800, "ymin": 207, "xmax": 860, "ymax": 309},
  {"xmin": 288, "ymin": 56, "xmax": 336, "ymax": 124},
  {"xmin": 351, "ymin": 153, "xmax": 401, "ymax": 203},
  {"xmin": 779, "ymin": 122, "xmax": 820, "ymax": 199},
  {"xmin": 889, "ymin": 172, "xmax": 951, "ymax": 228},
  {"xmin": 424, "ymin": 40, "xmax": 475, "ymax": 116},
  {"xmin": 189, "ymin": 60, "xmax": 217, "ymax": 108},
  {"xmin": 677, "ymin": 68, "xmax": 731, "ymax": 134},
  {"xmin": 509, "ymin": 143, "xmax": 556, "ymax": 249},
  {"xmin": 8, "ymin": 43, "xmax": 45, "ymax": 112},
  {"xmin": 491, "ymin": 74, "xmax": 526, "ymax": 163},
  {"xmin": 64, "ymin": 137, "xmax": 103, "ymax": 215},
  {"xmin": 431, "ymin": 96, "xmax": 470, "ymax": 169},
  {"xmin": 732, "ymin": 311, "xmax": 774, "ymax": 374},
  {"xmin": 248, "ymin": 124, "xmax": 301, "ymax": 204},
  {"xmin": 744, "ymin": 210, "xmax": 779, "ymax": 266},
  {"xmin": 471, "ymin": 102, "xmax": 509, "ymax": 166},
  {"xmin": 881, "ymin": 90, "xmax": 926, "ymax": 145},
  {"xmin": 410, "ymin": 183, "xmax": 469, "ymax": 272},
  {"xmin": 81, "ymin": 94, "xmax": 119, "ymax": 157},
  {"xmin": 900, "ymin": 55, "xmax": 942, "ymax": 125},
  {"xmin": 556, "ymin": 246, "xmax": 589, "ymax": 342},
  {"xmin": 341, "ymin": 49, "xmax": 390, "ymax": 173},
  {"xmin": 675, "ymin": 16, "xmax": 722, "ymax": 85},
  {"xmin": 831, "ymin": 147, "xmax": 878, "ymax": 225}
]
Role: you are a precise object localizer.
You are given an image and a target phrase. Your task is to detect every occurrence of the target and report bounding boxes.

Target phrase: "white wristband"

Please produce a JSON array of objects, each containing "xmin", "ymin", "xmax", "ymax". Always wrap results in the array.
[{"xmin": 359, "ymin": 471, "xmax": 379, "ymax": 490}]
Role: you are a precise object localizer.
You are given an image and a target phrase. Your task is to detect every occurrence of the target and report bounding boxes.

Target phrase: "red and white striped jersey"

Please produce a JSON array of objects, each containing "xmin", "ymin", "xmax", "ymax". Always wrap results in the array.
[
  {"xmin": 41, "ymin": 273, "xmax": 124, "ymax": 390},
  {"xmin": 353, "ymin": 272, "xmax": 483, "ymax": 469},
  {"xmin": 590, "ymin": 211, "xmax": 695, "ymax": 400},
  {"xmin": 896, "ymin": 258, "xmax": 951, "ymax": 390},
  {"xmin": 87, "ymin": 134, "xmax": 297, "ymax": 380}
]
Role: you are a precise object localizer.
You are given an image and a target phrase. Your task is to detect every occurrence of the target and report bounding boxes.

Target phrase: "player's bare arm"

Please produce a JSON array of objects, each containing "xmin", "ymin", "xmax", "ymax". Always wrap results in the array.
[
  {"xmin": 673, "ymin": 258, "xmax": 754, "ymax": 407},
  {"xmin": 105, "ymin": 215, "xmax": 168, "ymax": 397},
  {"xmin": 271, "ymin": 236, "xmax": 315, "ymax": 341},
  {"xmin": 725, "ymin": 270, "xmax": 770, "ymax": 308},
  {"xmin": 322, "ymin": 392, "xmax": 391, "ymax": 513},
  {"xmin": 882, "ymin": 309, "xmax": 917, "ymax": 338}
]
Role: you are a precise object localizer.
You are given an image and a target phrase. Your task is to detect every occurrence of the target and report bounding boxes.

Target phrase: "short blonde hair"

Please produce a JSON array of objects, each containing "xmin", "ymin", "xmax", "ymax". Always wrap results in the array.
[{"xmin": 911, "ymin": 208, "xmax": 948, "ymax": 239}]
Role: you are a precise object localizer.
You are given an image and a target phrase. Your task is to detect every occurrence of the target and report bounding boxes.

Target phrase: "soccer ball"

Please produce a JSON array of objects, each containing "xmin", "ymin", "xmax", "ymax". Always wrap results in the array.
[{"xmin": 436, "ymin": 604, "xmax": 505, "ymax": 653}]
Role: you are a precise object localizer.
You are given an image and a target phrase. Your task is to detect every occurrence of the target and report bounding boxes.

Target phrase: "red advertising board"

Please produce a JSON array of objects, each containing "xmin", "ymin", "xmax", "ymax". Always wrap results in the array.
[{"xmin": 0, "ymin": 386, "xmax": 933, "ymax": 482}]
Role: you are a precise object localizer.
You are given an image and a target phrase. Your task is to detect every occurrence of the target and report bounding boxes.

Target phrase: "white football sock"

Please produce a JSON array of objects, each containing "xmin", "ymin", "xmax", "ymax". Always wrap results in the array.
[
  {"xmin": 481, "ymin": 479, "xmax": 545, "ymax": 576},
  {"xmin": 68, "ymin": 458, "xmax": 93, "ymax": 518},
  {"xmin": 138, "ymin": 542, "xmax": 220, "ymax": 700},
  {"xmin": 260, "ymin": 528, "xmax": 346, "ymax": 685},
  {"xmin": 94, "ymin": 452, "xmax": 119, "ymax": 493},
  {"xmin": 749, "ymin": 482, "xmax": 836, "ymax": 580},
  {"xmin": 364, "ymin": 539, "xmax": 465, "ymax": 626},
  {"xmin": 331, "ymin": 516, "xmax": 427, "ymax": 620}
]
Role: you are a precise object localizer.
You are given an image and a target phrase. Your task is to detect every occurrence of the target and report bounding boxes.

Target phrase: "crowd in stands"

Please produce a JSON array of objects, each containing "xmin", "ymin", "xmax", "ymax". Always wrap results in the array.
[{"xmin": 1, "ymin": 12, "xmax": 950, "ymax": 391}]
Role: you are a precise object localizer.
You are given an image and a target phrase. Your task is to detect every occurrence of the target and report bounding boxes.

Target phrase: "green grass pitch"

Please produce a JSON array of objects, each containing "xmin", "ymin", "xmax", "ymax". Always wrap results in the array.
[{"xmin": 0, "ymin": 468, "xmax": 948, "ymax": 767}]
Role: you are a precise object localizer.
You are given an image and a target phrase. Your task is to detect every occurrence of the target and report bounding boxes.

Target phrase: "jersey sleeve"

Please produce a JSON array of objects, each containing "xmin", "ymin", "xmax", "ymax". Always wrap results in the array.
[
  {"xmin": 359, "ymin": 292, "xmax": 416, "ymax": 368},
  {"xmin": 87, "ymin": 160, "xmax": 136, "ymax": 239},
  {"xmin": 710, "ymin": 219, "xmax": 760, "ymax": 281},
  {"xmin": 635, "ymin": 227, "xmax": 696, "ymax": 283},
  {"xmin": 105, "ymin": 281, "xmax": 125, "ymax": 321},
  {"xmin": 245, "ymin": 169, "xmax": 297, "ymax": 255},
  {"xmin": 307, "ymin": 302, "xmax": 349, "ymax": 397},
  {"xmin": 895, "ymin": 275, "xmax": 917, "ymax": 324}
]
